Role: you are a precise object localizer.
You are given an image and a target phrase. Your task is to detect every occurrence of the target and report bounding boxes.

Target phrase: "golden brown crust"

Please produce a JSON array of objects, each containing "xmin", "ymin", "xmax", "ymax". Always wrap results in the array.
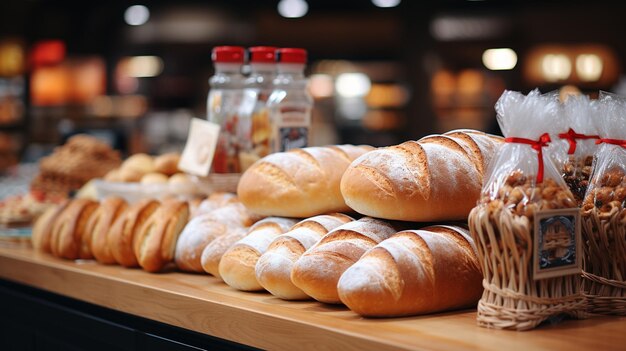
[
  {"xmin": 108, "ymin": 198, "xmax": 160, "ymax": 267},
  {"xmin": 49, "ymin": 198, "xmax": 99, "ymax": 259},
  {"xmin": 88, "ymin": 197, "xmax": 128, "ymax": 264},
  {"xmin": 200, "ymin": 227, "xmax": 249, "ymax": 279},
  {"xmin": 31, "ymin": 201, "xmax": 69, "ymax": 253},
  {"xmin": 153, "ymin": 152, "xmax": 180, "ymax": 176}
]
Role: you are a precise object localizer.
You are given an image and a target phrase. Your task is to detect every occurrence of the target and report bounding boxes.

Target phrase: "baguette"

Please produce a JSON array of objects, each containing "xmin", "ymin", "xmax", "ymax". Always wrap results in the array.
[
  {"xmin": 134, "ymin": 199, "xmax": 189, "ymax": 272},
  {"xmin": 49, "ymin": 198, "xmax": 99, "ymax": 259},
  {"xmin": 237, "ymin": 145, "xmax": 373, "ymax": 217},
  {"xmin": 340, "ymin": 129, "xmax": 502, "ymax": 221},
  {"xmin": 108, "ymin": 198, "xmax": 160, "ymax": 267},
  {"xmin": 255, "ymin": 213, "xmax": 354, "ymax": 300},
  {"xmin": 218, "ymin": 217, "xmax": 299, "ymax": 290},
  {"xmin": 200, "ymin": 226, "xmax": 249, "ymax": 279},
  {"xmin": 290, "ymin": 217, "xmax": 398, "ymax": 303},
  {"xmin": 337, "ymin": 225, "xmax": 483, "ymax": 317},
  {"xmin": 87, "ymin": 197, "xmax": 128, "ymax": 264},
  {"xmin": 31, "ymin": 201, "xmax": 68, "ymax": 253}
]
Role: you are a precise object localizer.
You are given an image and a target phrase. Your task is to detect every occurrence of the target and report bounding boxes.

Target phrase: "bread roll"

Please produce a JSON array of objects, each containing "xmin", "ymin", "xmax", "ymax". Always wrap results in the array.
[
  {"xmin": 255, "ymin": 213, "xmax": 354, "ymax": 300},
  {"xmin": 337, "ymin": 225, "xmax": 483, "ymax": 317},
  {"xmin": 169, "ymin": 173, "xmax": 196, "ymax": 195},
  {"xmin": 140, "ymin": 172, "xmax": 168, "ymax": 184},
  {"xmin": 290, "ymin": 217, "xmax": 398, "ymax": 304},
  {"xmin": 87, "ymin": 197, "xmax": 128, "ymax": 264},
  {"xmin": 193, "ymin": 192, "xmax": 238, "ymax": 218},
  {"xmin": 218, "ymin": 217, "xmax": 299, "ymax": 290},
  {"xmin": 31, "ymin": 201, "xmax": 68, "ymax": 253},
  {"xmin": 200, "ymin": 226, "xmax": 249, "ymax": 279},
  {"xmin": 237, "ymin": 145, "xmax": 373, "ymax": 217},
  {"xmin": 154, "ymin": 152, "xmax": 180, "ymax": 176},
  {"xmin": 340, "ymin": 130, "xmax": 503, "ymax": 221},
  {"xmin": 134, "ymin": 199, "xmax": 189, "ymax": 272},
  {"xmin": 49, "ymin": 198, "xmax": 99, "ymax": 260},
  {"xmin": 122, "ymin": 153, "xmax": 155, "ymax": 174},
  {"xmin": 108, "ymin": 198, "xmax": 160, "ymax": 267}
]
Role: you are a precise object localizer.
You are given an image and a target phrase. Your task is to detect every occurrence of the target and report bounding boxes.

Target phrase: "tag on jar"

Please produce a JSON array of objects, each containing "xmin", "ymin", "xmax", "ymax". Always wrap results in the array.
[
  {"xmin": 533, "ymin": 208, "xmax": 582, "ymax": 280},
  {"xmin": 178, "ymin": 118, "xmax": 220, "ymax": 177}
]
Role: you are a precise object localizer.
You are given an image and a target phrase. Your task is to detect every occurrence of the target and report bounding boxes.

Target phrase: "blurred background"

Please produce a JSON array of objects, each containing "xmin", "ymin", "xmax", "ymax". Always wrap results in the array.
[{"xmin": 0, "ymin": 0, "xmax": 625, "ymax": 172}]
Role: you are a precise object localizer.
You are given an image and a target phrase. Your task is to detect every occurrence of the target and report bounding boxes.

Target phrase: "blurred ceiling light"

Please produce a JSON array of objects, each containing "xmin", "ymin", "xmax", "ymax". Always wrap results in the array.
[
  {"xmin": 278, "ymin": 0, "xmax": 308, "ymax": 18},
  {"xmin": 125, "ymin": 5, "xmax": 150, "ymax": 26},
  {"xmin": 371, "ymin": 0, "xmax": 401, "ymax": 8},
  {"xmin": 336, "ymin": 73, "xmax": 371, "ymax": 98},
  {"xmin": 576, "ymin": 54, "xmax": 603, "ymax": 82},
  {"xmin": 431, "ymin": 16, "xmax": 508, "ymax": 41},
  {"xmin": 482, "ymin": 48, "xmax": 517, "ymax": 70},
  {"xmin": 123, "ymin": 56, "xmax": 163, "ymax": 78},
  {"xmin": 541, "ymin": 54, "xmax": 571, "ymax": 82},
  {"xmin": 308, "ymin": 74, "xmax": 334, "ymax": 98}
]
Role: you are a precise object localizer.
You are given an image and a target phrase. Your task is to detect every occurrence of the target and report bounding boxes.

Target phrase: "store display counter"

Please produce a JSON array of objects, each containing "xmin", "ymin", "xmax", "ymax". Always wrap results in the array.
[{"xmin": 0, "ymin": 245, "xmax": 625, "ymax": 351}]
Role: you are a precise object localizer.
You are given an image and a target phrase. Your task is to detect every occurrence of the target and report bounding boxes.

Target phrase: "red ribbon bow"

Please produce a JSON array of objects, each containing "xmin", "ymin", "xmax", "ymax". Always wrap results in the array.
[
  {"xmin": 596, "ymin": 138, "xmax": 626, "ymax": 148},
  {"xmin": 558, "ymin": 128, "xmax": 600, "ymax": 154},
  {"xmin": 504, "ymin": 133, "xmax": 552, "ymax": 183}
]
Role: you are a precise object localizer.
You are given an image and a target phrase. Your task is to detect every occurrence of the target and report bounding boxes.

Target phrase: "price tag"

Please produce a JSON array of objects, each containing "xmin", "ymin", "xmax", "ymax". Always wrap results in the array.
[
  {"xmin": 178, "ymin": 118, "xmax": 220, "ymax": 177},
  {"xmin": 533, "ymin": 208, "xmax": 582, "ymax": 280}
]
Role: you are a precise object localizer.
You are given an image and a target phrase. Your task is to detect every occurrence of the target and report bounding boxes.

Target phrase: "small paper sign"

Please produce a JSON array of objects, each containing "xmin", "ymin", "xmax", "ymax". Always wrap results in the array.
[
  {"xmin": 533, "ymin": 208, "xmax": 582, "ymax": 280},
  {"xmin": 178, "ymin": 118, "xmax": 220, "ymax": 177}
]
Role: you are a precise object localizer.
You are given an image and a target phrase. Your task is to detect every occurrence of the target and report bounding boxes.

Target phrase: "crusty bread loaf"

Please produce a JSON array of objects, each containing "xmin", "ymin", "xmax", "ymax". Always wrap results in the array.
[
  {"xmin": 134, "ymin": 199, "xmax": 189, "ymax": 272},
  {"xmin": 200, "ymin": 226, "xmax": 249, "ymax": 279},
  {"xmin": 192, "ymin": 192, "xmax": 238, "ymax": 218},
  {"xmin": 337, "ymin": 225, "xmax": 483, "ymax": 317},
  {"xmin": 108, "ymin": 199, "xmax": 160, "ymax": 267},
  {"xmin": 340, "ymin": 130, "xmax": 503, "ymax": 221},
  {"xmin": 49, "ymin": 198, "xmax": 99, "ymax": 260},
  {"xmin": 255, "ymin": 213, "xmax": 354, "ymax": 300},
  {"xmin": 218, "ymin": 217, "xmax": 299, "ymax": 290},
  {"xmin": 87, "ymin": 197, "xmax": 128, "ymax": 264},
  {"xmin": 31, "ymin": 201, "xmax": 68, "ymax": 253},
  {"xmin": 237, "ymin": 145, "xmax": 374, "ymax": 217},
  {"xmin": 290, "ymin": 217, "xmax": 398, "ymax": 304}
]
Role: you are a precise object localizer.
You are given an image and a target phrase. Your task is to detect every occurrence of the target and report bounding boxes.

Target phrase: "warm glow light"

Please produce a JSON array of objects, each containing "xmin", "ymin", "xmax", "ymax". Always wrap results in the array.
[
  {"xmin": 336, "ymin": 73, "xmax": 371, "ymax": 98},
  {"xmin": 576, "ymin": 54, "xmax": 603, "ymax": 82},
  {"xmin": 308, "ymin": 74, "xmax": 334, "ymax": 98},
  {"xmin": 482, "ymin": 48, "xmax": 517, "ymax": 70},
  {"xmin": 371, "ymin": 0, "xmax": 401, "ymax": 8},
  {"xmin": 124, "ymin": 56, "xmax": 163, "ymax": 78},
  {"xmin": 542, "ymin": 54, "xmax": 571, "ymax": 82},
  {"xmin": 277, "ymin": 0, "xmax": 308, "ymax": 18},
  {"xmin": 125, "ymin": 5, "xmax": 150, "ymax": 26}
]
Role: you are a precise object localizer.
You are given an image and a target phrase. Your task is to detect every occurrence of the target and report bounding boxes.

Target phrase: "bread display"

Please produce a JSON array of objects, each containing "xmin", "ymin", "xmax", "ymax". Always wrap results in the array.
[
  {"xmin": 291, "ymin": 217, "xmax": 398, "ymax": 304},
  {"xmin": 104, "ymin": 152, "xmax": 182, "ymax": 183},
  {"xmin": 49, "ymin": 198, "xmax": 99, "ymax": 260},
  {"xmin": 340, "ymin": 130, "xmax": 503, "ymax": 222},
  {"xmin": 108, "ymin": 198, "xmax": 160, "ymax": 267},
  {"xmin": 337, "ymin": 225, "xmax": 483, "ymax": 317},
  {"xmin": 218, "ymin": 217, "xmax": 299, "ymax": 290},
  {"xmin": 192, "ymin": 192, "xmax": 238, "ymax": 218},
  {"xmin": 154, "ymin": 152, "xmax": 181, "ymax": 176},
  {"xmin": 134, "ymin": 199, "xmax": 189, "ymax": 272},
  {"xmin": 31, "ymin": 200, "xmax": 69, "ymax": 253},
  {"xmin": 87, "ymin": 197, "xmax": 128, "ymax": 264},
  {"xmin": 237, "ymin": 145, "xmax": 373, "ymax": 217},
  {"xmin": 200, "ymin": 226, "xmax": 249, "ymax": 279},
  {"xmin": 255, "ymin": 213, "xmax": 354, "ymax": 300}
]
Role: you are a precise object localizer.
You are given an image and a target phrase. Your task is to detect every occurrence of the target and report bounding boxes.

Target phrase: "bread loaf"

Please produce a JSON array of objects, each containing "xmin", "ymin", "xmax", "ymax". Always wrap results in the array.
[
  {"xmin": 340, "ymin": 130, "xmax": 503, "ymax": 221},
  {"xmin": 49, "ymin": 198, "xmax": 99, "ymax": 259},
  {"xmin": 290, "ymin": 217, "xmax": 398, "ymax": 303},
  {"xmin": 255, "ymin": 213, "xmax": 354, "ymax": 300},
  {"xmin": 87, "ymin": 197, "xmax": 128, "ymax": 264},
  {"xmin": 337, "ymin": 225, "xmax": 483, "ymax": 317},
  {"xmin": 192, "ymin": 192, "xmax": 238, "ymax": 218},
  {"xmin": 200, "ymin": 226, "xmax": 249, "ymax": 279},
  {"xmin": 134, "ymin": 199, "xmax": 189, "ymax": 272},
  {"xmin": 108, "ymin": 198, "xmax": 160, "ymax": 267},
  {"xmin": 218, "ymin": 217, "xmax": 299, "ymax": 290},
  {"xmin": 31, "ymin": 201, "xmax": 68, "ymax": 253},
  {"xmin": 237, "ymin": 145, "xmax": 373, "ymax": 217}
]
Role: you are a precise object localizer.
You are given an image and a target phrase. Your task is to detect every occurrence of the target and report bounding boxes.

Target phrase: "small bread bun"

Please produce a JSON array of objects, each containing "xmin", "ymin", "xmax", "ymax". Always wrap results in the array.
[
  {"xmin": 49, "ymin": 198, "xmax": 99, "ymax": 260},
  {"xmin": 88, "ymin": 196, "xmax": 128, "ymax": 264},
  {"xmin": 141, "ymin": 172, "xmax": 169, "ymax": 185},
  {"xmin": 154, "ymin": 152, "xmax": 180, "ymax": 176},
  {"xmin": 118, "ymin": 167, "xmax": 144, "ymax": 182},
  {"xmin": 169, "ymin": 173, "xmax": 196, "ymax": 195},
  {"xmin": 122, "ymin": 153, "xmax": 155, "ymax": 174},
  {"xmin": 104, "ymin": 168, "xmax": 122, "ymax": 182}
]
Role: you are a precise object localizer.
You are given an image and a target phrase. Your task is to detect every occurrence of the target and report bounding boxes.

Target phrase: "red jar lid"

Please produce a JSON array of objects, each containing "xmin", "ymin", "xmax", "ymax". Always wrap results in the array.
[
  {"xmin": 278, "ymin": 48, "xmax": 307, "ymax": 64},
  {"xmin": 212, "ymin": 46, "xmax": 245, "ymax": 63},
  {"xmin": 249, "ymin": 46, "xmax": 278, "ymax": 63}
]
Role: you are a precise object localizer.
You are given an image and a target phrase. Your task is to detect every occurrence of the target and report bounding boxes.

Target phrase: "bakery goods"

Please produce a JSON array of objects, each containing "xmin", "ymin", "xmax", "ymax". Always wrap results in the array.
[
  {"xmin": 108, "ymin": 198, "xmax": 160, "ymax": 267},
  {"xmin": 255, "ymin": 213, "xmax": 354, "ymax": 300},
  {"xmin": 154, "ymin": 152, "xmax": 181, "ymax": 176},
  {"xmin": 49, "ymin": 198, "xmax": 99, "ymax": 259},
  {"xmin": 192, "ymin": 192, "xmax": 238, "ymax": 218},
  {"xmin": 290, "ymin": 217, "xmax": 398, "ymax": 304},
  {"xmin": 31, "ymin": 200, "xmax": 68, "ymax": 253},
  {"xmin": 218, "ymin": 217, "xmax": 299, "ymax": 290},
  {"xmin": 140, "ymin": 172, "xmax": 169, "ymax": 184},
  {"xmin": 337, "ymin": 225, "xmax": 483, "ymax": 317},
  {"xmin": 237, "ymin": 145, "xmax": 373, "ymax": 217},
  {"xmin": 340, "ymin": 129, "xmax": 503, "ymax": 221},
  {"xmin": 134, "ymin": 199, "xmax": 189, "ymax": 272},
  {"xmin": 200, "ymin": 226, "xmax": 249, "ymax": 279},
  {"xmin": 87, "ymin": 197, "xmax": 128, "ymax": 264},
  {"xmin": 168, "ymin": 173, "xmax": 196, "ymax": 195}
]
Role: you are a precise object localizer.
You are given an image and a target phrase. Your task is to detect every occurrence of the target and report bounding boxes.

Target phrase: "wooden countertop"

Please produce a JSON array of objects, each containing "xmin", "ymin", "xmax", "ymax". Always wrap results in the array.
[{"xmin": 0, "ymin": 244, "xmax": 624, "ymax": 351}]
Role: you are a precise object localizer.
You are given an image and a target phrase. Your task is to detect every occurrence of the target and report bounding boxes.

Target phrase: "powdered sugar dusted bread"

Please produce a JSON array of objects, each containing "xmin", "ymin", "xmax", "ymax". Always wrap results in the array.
[
  {"xmin": 200, "ymin": 226, "xmax": 249, "ymax": 279},
  {"xmin": 237, "ymin": 145, "xmax": 373, "ymax": 217},
  {"xmin": 340, "ymin": 130, "xmax": 502, "ymax": 221},
  {"xmin": 290, "ymin": 217, "xmax": 399, "ymax": 304},
  {"xmin": 255, "ymin": 213, "xmax": 354, "ymax": 300},
  {"xmin": 337, "ymin": 225, "xmax": 483, "ymax": 317},
  {"xmin": 219, "ymin": 217, "xmax": 299, "ymax": 290}
]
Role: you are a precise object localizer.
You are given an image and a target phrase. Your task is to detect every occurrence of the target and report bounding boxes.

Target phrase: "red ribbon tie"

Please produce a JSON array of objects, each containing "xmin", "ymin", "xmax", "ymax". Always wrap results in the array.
[
  {"xmin": 558, "ymin": 128, "xmax": 600, "ymax": 154},
  {"xmin": 596, "ymin": 138, "xmax": 626, "ymax": 148},
  {"xmin": 504, "ymin": 133, "xmax": 551, "ymax": 183}
]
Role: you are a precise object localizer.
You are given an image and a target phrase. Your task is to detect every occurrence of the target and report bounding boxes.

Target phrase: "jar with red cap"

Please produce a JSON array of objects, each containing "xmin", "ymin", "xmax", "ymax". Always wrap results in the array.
[
  {"xmin": 237, "ymin": 46, "xmax": 277, "ymax": 170},
  {"xmin": 207, "ymin": 46, "xmax": 246, "ymax": 174},
  {"xmin": 266, "ymin": 48, "xmax": 312, "ymax": 152}
]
